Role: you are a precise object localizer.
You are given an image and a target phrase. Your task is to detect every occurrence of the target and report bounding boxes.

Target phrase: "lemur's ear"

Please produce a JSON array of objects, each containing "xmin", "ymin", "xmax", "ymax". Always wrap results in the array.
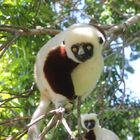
[{"xmin": 99, "ymin": 37, "xmax": 104, "ymax": 44}]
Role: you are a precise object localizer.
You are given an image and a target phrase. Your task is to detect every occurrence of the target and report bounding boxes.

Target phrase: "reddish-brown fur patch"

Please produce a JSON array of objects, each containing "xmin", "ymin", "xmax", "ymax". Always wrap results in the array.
[
  {"xmin": 84, "ymin": 130, "xmax": 96, "ymax": 140},
  {"xmin": 43, "ymin": 45, "xmax": 78, "ymax": 100}
]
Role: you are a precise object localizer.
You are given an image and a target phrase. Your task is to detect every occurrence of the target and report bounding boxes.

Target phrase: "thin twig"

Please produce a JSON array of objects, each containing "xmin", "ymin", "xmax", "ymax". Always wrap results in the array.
[
  {"xmin": 39, "ymin": 107, "xmax": 75, "ymax": 140},
  {"xmin": 62, "ymin": 118, "xmax": 75, "ymax": 139},
  {"xmin": 9, "ymin": 114, "xmax": 47, "ymax": 140},
  {"xmin": 77, "ymin": 96, "xmax": 82, "ymax": 140},
  {"xmin": 126, "ymin": 30, "xmax": 140, "ymax": 44},
  {"xmin": 0, "ymin": 34, "xmax": 20, "ymax": 58},
  {"xmin": 39, "ymin": 115, "xmax": 57, "ymax": 140},
  {"xmin": 120, "ymin": 35, "xmax": 126, "ymax": 105},
  {"xmin": 9, "ymin": 109, "xmax": 58, "ymax": 140},
  {"xmin": 9, "ymin": 107, "xmax": 74, "ymax": 140},
  {"xmin": 0, "ymin": 34, "xmax": 19, "ymax": 51},
  {"xmin": 39, "ymin": 108, "xmax": 63, "ymax": 140},
  {"xmin": 0, "ymin": 83, "xmax": 35, "ymax": 107},
  {"xmin": 0, "ymin": 116, "xmax": 30, "ymax": 125}
]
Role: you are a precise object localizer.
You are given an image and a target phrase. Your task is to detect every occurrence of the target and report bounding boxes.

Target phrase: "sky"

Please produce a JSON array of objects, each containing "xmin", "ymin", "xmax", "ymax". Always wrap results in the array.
[{"xmin": 125, "ymin": 47, "xmax": 140, "ymax": 99}]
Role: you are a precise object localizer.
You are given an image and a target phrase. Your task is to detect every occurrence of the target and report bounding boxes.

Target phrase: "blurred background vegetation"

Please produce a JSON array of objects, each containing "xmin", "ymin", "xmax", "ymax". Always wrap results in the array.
[{"xmin": 0, "ymin": 0, "xmax": 140, "ymax": 140}]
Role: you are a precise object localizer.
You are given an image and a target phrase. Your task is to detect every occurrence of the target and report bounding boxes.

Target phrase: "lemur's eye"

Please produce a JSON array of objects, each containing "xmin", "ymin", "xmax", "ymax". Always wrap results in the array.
[
  {"xmin": 71, "ymin": 45, "xmax": 79, "ymax": 53},
  {"xmin": 86, "ymin": 45, "xmax": 92, "ymax": 50},
  {"xmin": 99, "ymin": 37, "xmax": 104, "ymax": 44},
  {"xmin": 72, "ymin": 47, "xmax": 78, "ymax": 53}
]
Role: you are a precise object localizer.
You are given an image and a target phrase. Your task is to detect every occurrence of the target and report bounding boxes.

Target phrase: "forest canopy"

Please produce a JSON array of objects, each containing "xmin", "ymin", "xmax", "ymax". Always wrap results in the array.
[{"xmin": 0, "ymin": 0, "xmax": 140, "ymax": 140}]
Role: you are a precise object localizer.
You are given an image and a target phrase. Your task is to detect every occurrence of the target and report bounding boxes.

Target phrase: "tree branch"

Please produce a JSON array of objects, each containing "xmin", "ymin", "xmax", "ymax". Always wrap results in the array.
[
  {"xmin": 9, "ymin": 108, "xmax": 59, "ymax": 140},
  {"xmin": 62, "ymin": 118, "xmax": 75, "ymax": 139},
  {"xmin": 0, "ymin": 25, "xmax": 60, "ymax": 36},
  {"xmin": 0, "ymin": 14, "xmax": 140, "ymax": 38},
  {"xmin": 9, "ymin": 107, "xmax": 74, "ymax": 140},
  {"xmin": 39, "ymin": 115, "xmax": 59, "ymax": 140},
  {"xmin": 107, "ymin": 13, "xmax": 140, "ymax": 35}
]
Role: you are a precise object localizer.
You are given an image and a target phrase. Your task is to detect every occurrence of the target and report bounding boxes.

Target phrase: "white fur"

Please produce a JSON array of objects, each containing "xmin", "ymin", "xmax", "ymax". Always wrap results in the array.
[
  {"xmin": 34, "ymin": 30, "xmax": 69, "ymax": 108},
  {"xmin": 94, "ymin": 127, "xmax": 120, "ymax": 140},
  {"xmin": 34, "ymin": 23, "xmax": 105, "ymax": 107},
  {"xmin": 66, "ymin": 24, "xmax": 104, "ymax": 98},
  {"xmin": 28, "ymin": 24, "xmax": 105, "ymax": 140},
  {"xmin": 81, "ymin": 113, "xmax": 120, "ymax": 140},
  {"xmin": 65, "ymin": 24, "xmax": 105, "ymax": 63},
  {"xmin": 35, "ymin": 24, "xmax": 105, "ymax": 105},
  {"xmin": 72, "ymin": 55, "xmax": 103, "ymax": 98},
  {"xmin": 81, "ymin": 113, "xmax": 99, "ymax": 130}
]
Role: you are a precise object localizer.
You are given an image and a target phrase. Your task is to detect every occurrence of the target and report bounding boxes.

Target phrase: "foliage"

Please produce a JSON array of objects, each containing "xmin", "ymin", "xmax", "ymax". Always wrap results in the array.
[{"xmin": 0, "ymin": 0, "xmax": 140, "ymax": 140}]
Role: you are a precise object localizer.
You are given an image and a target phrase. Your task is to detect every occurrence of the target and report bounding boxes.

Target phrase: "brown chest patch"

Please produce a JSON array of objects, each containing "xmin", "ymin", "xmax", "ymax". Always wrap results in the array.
[
  {"xmin": 84, "ymin": 130, "xmax": 96, "ymax": 140},
  {"xmin": 43, "ymin": 46, "xmax": 78, "ymax": 100}
]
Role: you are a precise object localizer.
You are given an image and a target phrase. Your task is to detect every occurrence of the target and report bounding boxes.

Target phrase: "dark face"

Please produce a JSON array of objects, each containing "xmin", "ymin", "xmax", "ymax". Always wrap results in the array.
[
  {"xmin": 71, "ymin": 42, "xmax": 94, "ymax": 62},
  {"xmin": 84, "ymin": 119, "xmax": 96, "ymax": 130}
]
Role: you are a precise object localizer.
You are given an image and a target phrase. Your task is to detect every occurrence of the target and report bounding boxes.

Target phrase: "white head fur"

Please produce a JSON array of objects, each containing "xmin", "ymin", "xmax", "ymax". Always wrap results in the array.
[
  {"xmin": 64, "ymin": 24, "xmax": 106, "ymax": 63},
  {"xmin": 81, "ymin": 113, "xmax": 100, "ymax": 130}
]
